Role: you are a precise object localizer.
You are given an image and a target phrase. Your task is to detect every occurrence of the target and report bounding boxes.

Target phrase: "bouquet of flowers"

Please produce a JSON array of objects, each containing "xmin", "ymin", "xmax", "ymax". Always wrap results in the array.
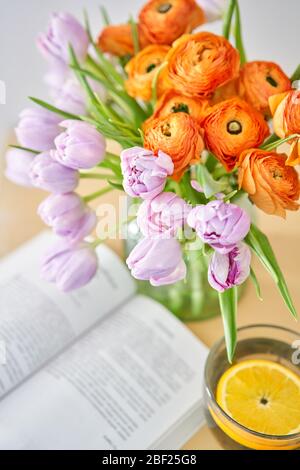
[{"xmin": 6, "ymin": 0, "xmax": 300, "ymax": 361}]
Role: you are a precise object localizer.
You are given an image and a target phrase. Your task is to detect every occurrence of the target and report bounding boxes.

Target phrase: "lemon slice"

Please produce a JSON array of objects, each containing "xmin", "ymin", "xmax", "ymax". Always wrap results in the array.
[{"xmin": 216, "ymin": 359, "xmax": 300, "ymax": 436}]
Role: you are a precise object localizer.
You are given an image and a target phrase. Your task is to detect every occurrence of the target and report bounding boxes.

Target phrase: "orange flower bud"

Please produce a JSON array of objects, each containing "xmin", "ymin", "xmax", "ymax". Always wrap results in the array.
[
  {"xmin": 238, "ymin": 61, "xmax": 291, "ymax": 116},
  {"xmin": 138, "ymin": 0, "xmax": 205, "ymax": 45},
  {"xmin": 143, "ymin": 112, "xmax": 204, "ymax": 180},
  {"xmin": 201, "ymin": 98, "xmax": 269, "ymax": 171},
  {"xmin": 269, "ymin": 89, "xmax": 300, "ymax": 166},
  {"xmin": 97, "ymin": 24, "xmax": 149, "ymax": 57},
  {"xmin": 238, "ymin": 149, "xmax": 299, "ymax": 218},
  {"xmin": 270, "ymin": 89, "xmax": 300, "ymax": 137},
  {"xmin": 125, "ymin": 45, "xmax": 170, "ymax": 101},
  {"xmin": 166, "ymin": 32, "xmax": 240, "ymax": 98},
  {"xmin": 146, "ymin": 90, "xmax": 209, "ymax": 124}
]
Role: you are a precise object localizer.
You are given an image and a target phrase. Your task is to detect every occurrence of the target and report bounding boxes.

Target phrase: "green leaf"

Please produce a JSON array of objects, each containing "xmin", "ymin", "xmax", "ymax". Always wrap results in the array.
[
  {"xmin": 205, "ymin": 153, "xmax": 218, "ymax": 172},
  {"xmin": 29, "ymin": 97, "xmax": 80, "ymax": 120},
  {"xmin": 151, "ymin": 62, "xmax": 167, "ymax": 106},
  {"xmin": 218, "ymin": 287, "xmax": 238, "ymax": 363},
  {"xmin": 129, "ymin": 16, "xmax": 140, "ymax": 55},
  {"xmin": 261, "ymin": 133, "xmax": 279, "ymax": 148},
  {"xmin": 245, "ymin": 224, "xmax": 297, "ymax": 319},
  {"xmin": 99, "ymin": 6, "xmax": 111, "ymax": 26},
  {"xmin": 196, "ymin": 164, "xmax": 227, "ymax": 198},
  {"xmin": 250, "ymin": 267, "xmax": 263, "ymax": 301},
  {"xmin": 108, "ymin": 180, "xmax": 124, "ymax": 190},
  {"xmin": 290, "ymin": 63, "xmax": 300, "ymax": 82}
]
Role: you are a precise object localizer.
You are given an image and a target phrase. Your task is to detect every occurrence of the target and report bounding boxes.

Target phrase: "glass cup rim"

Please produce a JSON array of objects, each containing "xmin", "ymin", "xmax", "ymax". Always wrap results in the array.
[{"xmin": 205, "ymin": 323, "xmax": 300, "ymax": 441}]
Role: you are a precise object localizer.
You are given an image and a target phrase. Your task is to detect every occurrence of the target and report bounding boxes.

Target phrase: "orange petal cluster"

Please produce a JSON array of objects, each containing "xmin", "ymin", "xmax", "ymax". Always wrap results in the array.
[
  {"xmin": 138, "ymin": 0, "xmax": 205, "ymax": 45},
  {"xmin": 146, "ymin": 90, "xmax": 209, "ymax": 124},
  {"xmin": 125, "ymin": 45, "xmax": 170, "ymax": 101},
  {"xmin": 97, "ymin": 24, "xmax": 149, "ymax": 57},
  {"xmin": 238, "ymin": 149, "xmax": 299, "ymax": 218},
  {"xmin": 201, "ymin": 98, "xmax": 270, "ymax": 171},
  {"xmin": 238, "ymin": 61, "xmax": 291, "ymax": 116},
  {"xmin": 166, "ymin": 32, "xmax": 240, "ymax": 98},
  {"xmin": 143, "ymin": 112, "xmax": 204, "ymax": 180}
]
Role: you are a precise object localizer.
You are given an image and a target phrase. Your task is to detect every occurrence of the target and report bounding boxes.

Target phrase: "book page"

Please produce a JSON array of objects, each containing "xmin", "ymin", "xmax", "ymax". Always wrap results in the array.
[
  {"xmin": 0, "ymin": 296, "xmax": 208, "ymax": 450},
  {"xmin": 0, "ymin": 232, "xmax": 135, "ymax": 398}
]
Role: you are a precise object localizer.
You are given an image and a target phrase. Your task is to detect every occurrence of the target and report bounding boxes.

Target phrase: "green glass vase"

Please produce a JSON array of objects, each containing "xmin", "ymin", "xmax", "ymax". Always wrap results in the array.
[{"xmin": 124, "ymin": 218, "xmax": 220, "ymax": 322}]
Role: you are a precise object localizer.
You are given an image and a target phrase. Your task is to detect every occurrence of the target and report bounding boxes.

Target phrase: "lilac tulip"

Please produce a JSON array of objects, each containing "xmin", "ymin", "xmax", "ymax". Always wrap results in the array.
[
  {"xmin": 38, "ymin": 193, "xmax": 96, "ymax": 242},
  {"xmin": 54, "ymin": 79, "xmax": 87, "ymax": 116},
  {"xmin": 198, "ymin": 0, "xmax": 226, "ymax": 22},
  {"xmin": 208, "ymin": 243, "xmax": 251, "ymax": 292},
  {"xmin": 15, "ymin": 107, "xmax": 61, "ymax": 152},
  {"xmin": 53, "ymin": 120, "xmax": 106, "ymax": 170},
  {"xmin": 126, "ymin": 238, "xmax": 186, "ymax": 286},
  {"xmin": 187, "ymin": 200, "xmax": 250, "ymax": 254},
  {"xmin": 137, "ymin": 192, "xmax": 190, "ymax": 238},
  {"xmin": 41, "ymin": 240, "xmax": 98, "ymax": 292},
  {"xmin": 5, "ymin": 149, "xmax": 35, "ymax": 187},
  {"xmin": 121, "ymin": 147, "xmax": 174, "ymax": 200},
  {"xmin": 37, "ymin": 12, "xmax": 89, "ymax": 67},
  {"xmin": 29, "ymin": 151, "xmax": 79, "ymax": 193}
]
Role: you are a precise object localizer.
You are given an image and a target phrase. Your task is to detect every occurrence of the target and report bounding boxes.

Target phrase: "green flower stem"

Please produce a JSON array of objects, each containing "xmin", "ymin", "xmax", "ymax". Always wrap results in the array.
[
  {"xmin": 151, "ymin": 62, "xmax": 167, "ymax": 107},
  {"xmin": 290, "ymin": 63, "xmax": 300, "ymax": 82},
  {"xmin": 83, "ymin": 186, "xmax": 113, "ymax": 204},
  {"xmin": 80, "ymin": 173, "xmax": 117, "ymax": 180},
  {"xmin": 261, "ymin": 133, "xmax": 279, "ymax": 148},
  {"xmin": 129, "ymin": 16, "xmax": 140, "ymax": 55},
  {"xmin": 222, "ymin": 0, "xmax": 236, "ymax": 39},
  {"xmin": 105, "ymin": 151, "xmax": 120, "ymax": 161},
  {"xmin": 99, "ymin": 6, "xmax": 110, "ymax": 26},
  {"xmin": 262, "ymin": 133, "xmax": 300, "ymax": 151},
  {"xmin": 9, "ymin": 144, "xmax": 39, "ymax": 155},
  {"xmin": 234, "ymin": 1, "xmax": 247, "ymax": 64}
]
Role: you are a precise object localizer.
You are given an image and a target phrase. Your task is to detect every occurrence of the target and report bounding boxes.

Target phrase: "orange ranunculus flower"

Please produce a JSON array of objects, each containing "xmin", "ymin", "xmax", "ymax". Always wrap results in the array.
[
  {"xmin": 269, "ymin": 89, "xmax": 300, "ymax": 166},
  {"xmin": 201, "ymin": 98, "xmax": 270, "ymax": 171},
  {"xmin": 125, "ymin": 45, "xmax": 170, "ymax": 101},
  {"xmin": 238, "ymin": 61, "xmax": 291, "ymax": 116},
  {"xmin": 210, "ymin": 79, "xmax": 239, "ymax": 105},
  {"xmin": 143, "ymin": 112, "xmax": 204, "ymax": 180},
  {"xmin": 166, "ymin": 32, "xmax": 240, "ymax": 98},
  {"xmin": 238, "ymin": 149, "xmax": 299, "ymax": 218},
  {"xmin": 97, "ymin": 24, "xmax": 149, "ymax": 57},
  {"xmin": 146, "ymin": 90, "xmax": 209, "ymax": 124},
  {"xmin": 138, "ymin": 0, "xmax": 205, "ymax": 46}
]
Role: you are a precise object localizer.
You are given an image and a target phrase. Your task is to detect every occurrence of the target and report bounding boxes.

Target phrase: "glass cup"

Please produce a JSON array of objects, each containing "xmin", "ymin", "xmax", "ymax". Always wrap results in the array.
[{"xmin": 203, "ymin": 324, "xmax": 300, "ymax": 450}]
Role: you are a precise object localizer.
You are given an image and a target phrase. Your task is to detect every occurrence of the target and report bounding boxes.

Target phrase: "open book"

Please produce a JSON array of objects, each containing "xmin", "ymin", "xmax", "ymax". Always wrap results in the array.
[{"xmin": 0, "ymin": 232, "xmax": 208, "ymax": 450}]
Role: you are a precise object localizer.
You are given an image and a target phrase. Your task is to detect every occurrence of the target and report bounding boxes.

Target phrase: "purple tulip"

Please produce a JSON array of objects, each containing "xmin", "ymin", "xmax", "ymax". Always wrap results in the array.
[
  {"xmin": 126, "ymin": 238, "xmax": 186, "ymax": 286},
  {"xmin": 5, "ymin": 148, "xmax": 35, "ymax": 187},
  {"xmin": 208, "ymin": 243, "xmax": 251, "ymax": 292},
  {"xmin": 187, "ymin": 200, "xmax": 250, "ymax": 254},
  {"xmin": 54, "ymin": 79, "xmax": 87, "ymax": 116},
  {"xmin": 37, "ymin": 12, "xmax": 89, "ymax": 67},
  {"xmin": 53, "ymin": 120, "xmax": 106, "ymax": 170},
  {"xmin": 41, "ymin": 240, "xmax": 98, "ymax": 292},
  {"xmin": 29, "ymin": 151, "xmax": 79, "ymax": 193},
  {"xmin": 15, "ymin": 107, "xmax": 61, "ymax": 152},
  {"xmin": 38, "ymin": 193, "xmax": 96, "ymax": 242},
  {"xmin": 137, "ymin": 192, "xmax": 190, "ymax": 238},
  {"xmin": 121, "ymin": 147, "xmax": 174, "ymax": 200}
]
